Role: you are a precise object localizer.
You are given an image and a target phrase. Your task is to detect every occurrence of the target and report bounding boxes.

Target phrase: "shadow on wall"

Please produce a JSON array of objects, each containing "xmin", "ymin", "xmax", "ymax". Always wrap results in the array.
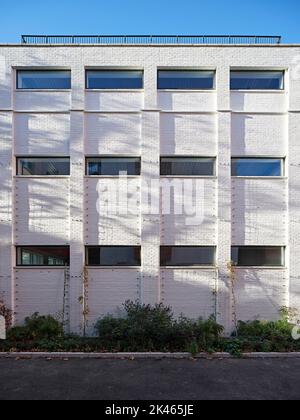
[
  {"xmin": 1, "ymin": 54, "xmax": 292, "ymax": 330},
  {"xmin": 14, "ymin": 113, "xmax": 71, "ymax": 155}
]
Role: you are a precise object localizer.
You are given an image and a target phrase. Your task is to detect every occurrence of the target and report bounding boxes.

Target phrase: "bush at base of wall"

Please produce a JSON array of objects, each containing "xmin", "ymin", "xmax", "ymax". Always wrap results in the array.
[{"xmin": 0, "ymin": 302, "xmax": 299, "ymax": 355}]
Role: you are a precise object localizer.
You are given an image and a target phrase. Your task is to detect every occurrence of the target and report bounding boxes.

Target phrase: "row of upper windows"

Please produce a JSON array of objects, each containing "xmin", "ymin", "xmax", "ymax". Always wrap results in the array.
[
  {"xmin": 16, "ymin": 157, "xmax": 285, "ymax": 177},
  {"xmin": 16, "ymin": 70, "xmax": 285, "ymax": 90},
  {"xmin": 17, "ymin": 246, "xmax": 285, "ymax": 268}
]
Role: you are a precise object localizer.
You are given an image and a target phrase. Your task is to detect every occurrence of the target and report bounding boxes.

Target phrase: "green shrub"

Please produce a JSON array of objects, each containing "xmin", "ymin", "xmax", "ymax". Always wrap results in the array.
[
  {"xmin": 95, "ymin": 301, "xmax": 224, "ymax": 352},
  {"xmin": 8, "ymin": 313, "xmax": 64, "ymax": 341},
  {"xmin": 236, "ymin": 319, "xmax": 294, "ymax": 340}
]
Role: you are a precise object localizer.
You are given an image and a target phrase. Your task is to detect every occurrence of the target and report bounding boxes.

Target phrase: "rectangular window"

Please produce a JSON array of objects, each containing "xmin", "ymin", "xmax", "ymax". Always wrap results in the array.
[
  {"xmin": 86, "ymin": 157, "xmax": 141, "ymax": 176},
  {"xmin": 231, "ymin": 247, "xmax": 284, "ymax": 267},
  {"xmin": 231, "ymin": 158, "xmax": 283, "ymax": 177},
  {"xmin": 17, "ymin": 246, "xmax": 70, "ymax": 266},
  {"xmin": 17, "ymin": 158, "xmax": 70, "ymax": 176},
  {"xmin": 160, "ymin": 246, "xmax": 216, "ymax": 267},
  {"xmin": 158, "ymin": 70, "xmax": 215, "ymax": 90},
  {"xmin": 161, "ymin": 157, "xmax": 216, "ymax": 176},
  {"xmin": 17, "ymin": 70, "xmax": 71, "ymax": 90},
  {"xmin": 230, "ymin": 71, "xmax": 284, "ymax": 90},
  {"xmin": 86, "ymin": 70, "xmax": 143, "ymax": 89},
  {"xmin": 86, "ymin": 246, "xmax": 141, "ymax": 266}
]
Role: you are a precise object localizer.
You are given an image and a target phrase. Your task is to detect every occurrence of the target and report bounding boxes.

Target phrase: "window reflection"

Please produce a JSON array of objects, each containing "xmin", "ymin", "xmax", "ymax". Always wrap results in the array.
[
  {"xmin": 160, "ymin": 247, "xmax": 216, "ymax": 266},
  {"xmin": 231, "ymin": 71, "xmax": 284, "ymax": 90},
  {"xmin": 161, "ymin": 157, "xmax": 215, "ymax": 176},
  {"xmin": 18, "ymin": 247, "xmax": 70, "ymax": 266},
  {"xmin": 17, "ymin": 70, "xmax": 71, "ymax": 89},
  {"xmin": 87, "ymin": 158, "xmax": 141, "ymax": 176},
  {"xmin": 231, "ymin": 247, "xmax": 284, "ymax": 267},
  {"xmin": 86, "ymin": 70, "xmax": 143, "ymax": 89},
  {"xmin": 17, "ymin": 158, "xmax": 70, "ymax": 176},
  {"xmin": 158, "ymin": 70, "xmax": 215, "ymax": 90},
  {"xmin": 86, "ymin": 247, "xmax": 141, "ymax": 266},
  {"xmin": 231, "ymin": 158, "xmax": 283, "ymax": 177}
]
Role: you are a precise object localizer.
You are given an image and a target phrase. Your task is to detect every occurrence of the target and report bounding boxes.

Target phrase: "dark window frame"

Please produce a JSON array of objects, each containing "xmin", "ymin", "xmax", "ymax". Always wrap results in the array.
[
  {"xmin": 86, "ymin": 156, "xmax": 141, "ymax": 176},
  {"xmin": 160, "ymin": 246, "xmax": 216, "ymax": 267},
  {"xmin": 231, "ymin": 157, "xmax": 285, "ymax": 177},
  {"xmin": 85, "ymin": 69, "xmax": 144, "ymax": 90},
  {"xmin": 16, "ymin": 156, "xmax": 71, "ymax": 176},
  {"xmin": 160, "ymin": 156, "xmax": 216, "ymax": 176},
  {"xmin": 157, "ymin": 69, "xmax": 216, "ymax": 90},
  {"xmin": 16, "ymin": 69, "xmax": 71, "ymax": 90},
  {"xmin": 17, "ymin": 246, "xmax": 70, "ymax": 267},
  {"xmin": 230, "ymin": 70, "xmax": 285, "ymax": 91},
  {"xmin": 86, "ymin": 246, "xmax": 141, "ymax": 267},
  {"xmin": 231, "ymin": 246, "xmax": 285, "ymax": 267}
]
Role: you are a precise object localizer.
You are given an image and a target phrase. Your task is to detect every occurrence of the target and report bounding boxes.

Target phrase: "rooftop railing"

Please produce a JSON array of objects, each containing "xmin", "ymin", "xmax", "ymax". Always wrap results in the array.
[{"xmin": 21, "ymin": 35, "xmax": 282, "ymax": 45}]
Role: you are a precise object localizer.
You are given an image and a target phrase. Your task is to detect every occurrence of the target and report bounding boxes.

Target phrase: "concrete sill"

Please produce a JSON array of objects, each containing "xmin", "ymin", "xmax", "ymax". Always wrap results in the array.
[
  {"xmin": 231, "ymin": 90, "xmax": 286, "ymax": 94},
  {"xmin": 85, "ymin": 89, "xmax": 144, "ymax": 93},
  {"xmin": 87, "ymin": 266, "xmax": 141, "ymax": 270},
  {"xmin": 233, "ymin": 266, "xmax": 286, "ymax": 270},
  {"xmin": 161, "ymin": 175, "xmax": 217, "ymax": 179},
  {"xmin": 14, "ymin": 266, "xmax": 68, "ymax": 270},
  {"xmin": 158, "ymin": 89, "xmax": 216, "ymax": 93},
  {"xmin": 14, "ymin": 176, "xmax": 70, "ymax": 179},
  {"xmin": 232, "ymin": 176, "xmax": 288, "ymax": 180},
  {"xmin": 15, "ymin": 89, "xmax": 71, "ymax": 93},
  {"xmin": 84, "ymin": 175, "xmax": 140, "ymax": 179},
  {"xmin": 161, "ymin": 266, "xmax": 217, "ymax": 270}
]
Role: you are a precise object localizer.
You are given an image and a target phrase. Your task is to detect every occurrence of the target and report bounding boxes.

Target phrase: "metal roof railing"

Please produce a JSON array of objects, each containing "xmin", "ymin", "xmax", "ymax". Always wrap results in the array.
[{"xmin": 21, "ymin": 35, "xmax": 282, "ymax": 45}]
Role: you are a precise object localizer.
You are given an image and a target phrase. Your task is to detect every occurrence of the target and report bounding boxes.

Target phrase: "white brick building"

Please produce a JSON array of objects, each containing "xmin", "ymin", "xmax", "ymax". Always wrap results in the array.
[{"xmin": 0, "ymin": 35, "xmax": 300, "ymax": 335}]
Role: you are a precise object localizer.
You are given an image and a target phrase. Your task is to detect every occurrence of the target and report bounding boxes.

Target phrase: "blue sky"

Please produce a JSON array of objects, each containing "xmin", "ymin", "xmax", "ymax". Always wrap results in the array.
[{"xmin": 0, "ymin": 0, "xmax": 299, "ymax": 44}]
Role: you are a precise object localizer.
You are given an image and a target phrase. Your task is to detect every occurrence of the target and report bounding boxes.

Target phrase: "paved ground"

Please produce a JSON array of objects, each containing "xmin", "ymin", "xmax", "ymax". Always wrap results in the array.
[{"xmin": 0, "ymin": 358, "xmax": 299, "ymax": 400}]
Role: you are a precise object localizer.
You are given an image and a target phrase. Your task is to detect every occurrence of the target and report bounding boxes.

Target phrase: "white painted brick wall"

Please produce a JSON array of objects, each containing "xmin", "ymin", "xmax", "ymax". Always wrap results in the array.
[
  {"xmin": 231, "ymin": 113, "xmax": 287, "ymax": 156},
  {"xmin": 161, "ymin": 269, "xmax": 217, "ymax": 319},
  {"xmin": 158, "ymin": 92, "xmax": 217, "ymax": 112},
  {"xmin": 85, "ymin": 113, "xmax": 141, "ymax": 155},
  {"xmin": 160, "ymin": 113, "xmax": 217, "ymax": 156},
  {"xmin": 234, "ymin": 269, "xmax": 288, "ymax": 321},
  {"xmin": 0, "ymin": 44, "xmax": 299, "ymax": 334},
  {"xmin": 14, "ymin": 268, "xmax": 65, "ymax": 324},
  {"xmin": 0, "ymin": 112, "xmax": 13, "ymax": 310},
  {"xmin": 14, "ymin": 178, "xmax": 70, "ymax": 245},
  {"xmin": 87, "ymin": 268, "xmax": 141, "ymax": 336},
  {"xmin": 14, "ymin": 113, "xmax": 70, "ymax": 155},
  {"xmin": 85, "ymin": 178, "xmax": 141, "ymax": 245},
  {"xmin": 231, "ymin": 92, "xmax": 287, "ymax": 113},
  {"xmin": 232, "ymin": 179, "xmax": 288, "ymax": 246},
  {"xmin": 161, "ymin": 179, "xmax": 217, "ymax": 245},
  {"xmin": 14, "ymin": 91, "xmax": 71, "ymax": 112},
  {"xmin": 85, "ymin": 91, "xmax": 143, "ymax": 112}
]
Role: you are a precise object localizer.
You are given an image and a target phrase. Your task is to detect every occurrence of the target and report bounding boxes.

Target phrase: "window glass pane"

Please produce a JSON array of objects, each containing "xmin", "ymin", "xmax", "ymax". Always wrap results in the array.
[
  {"xmin": 161, "ymin": 157, "xmax": 215, "ymax": 176},
  {"xmin": 17, "ymin": 70, "xmax": 71, "ymax": 89},
  {"xmin": 230, "ymin": 71, "xmax": 284, "ymax": 90},
  {"xmin": 86, "ymin": 70, "xmax": 143, "ymax": 89},
  {"xmin": 87, "ymin": 158, "xmax": 141, "ymax": 176},
  {"xmin": 231, "ymin": 158, "xmax": 283, "ymax": 177},
  {"xmin": 158, "ymin": 70, "xmax": 215, "ymax": 90},
  {"xmin": 231, "ymin": 247, "xmax": 284, "ymax": 267},
  {"xmin": 86, "ymin": 247, "xmax": 141, "ymax": 266},
  {"xmin": 18, "ymin": 247, "xmax": 70, "ymax": 266},
  {"xmin": 160, "ymin": 247, "xmax": 215, "ymax": 266},
  {"xmin": 17, "ymin": 158, "xmax": 70, "ymax": 176}
]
